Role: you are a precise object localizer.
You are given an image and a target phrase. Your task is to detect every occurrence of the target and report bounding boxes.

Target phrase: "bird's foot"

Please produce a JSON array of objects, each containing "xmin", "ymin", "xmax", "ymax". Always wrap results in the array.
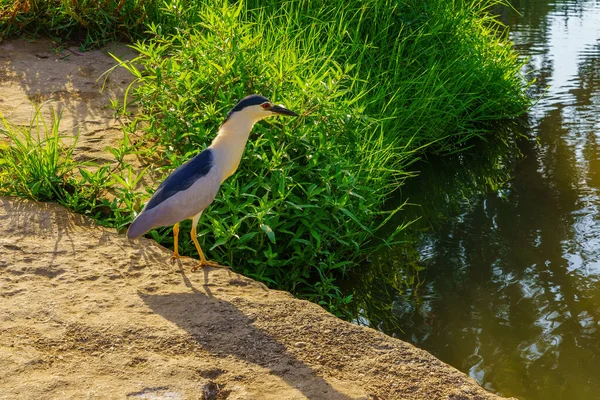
[
  {"xmin": 170, "ymin": 253, "xmax": 181, "ymax": 263},
  {"xmin": 191, "ymin": 260, "xmax": 228, "ymax": 272}
]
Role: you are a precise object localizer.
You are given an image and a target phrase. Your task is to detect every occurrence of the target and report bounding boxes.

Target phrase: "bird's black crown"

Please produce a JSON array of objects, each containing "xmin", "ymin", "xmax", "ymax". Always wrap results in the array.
[{"xmin": 225, "ymin": 94, "xmax": 269, "ymax": 121}]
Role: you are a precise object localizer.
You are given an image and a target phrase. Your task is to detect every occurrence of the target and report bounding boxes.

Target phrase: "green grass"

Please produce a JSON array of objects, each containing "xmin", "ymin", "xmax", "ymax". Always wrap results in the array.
[
  {"xmin": 0, "ymin": 0, "xmax": 530, "ymax": 316},
  {"xmin": 0, "ymin": 0, "xmax": 165, "ymax": 49},
  {"xmin": 0, "ymin": 106, "xmax": 111, "ymax": 215},
  {"xmin": 244, "ymin": 0, "xmax": 529, "ymax": 152}
]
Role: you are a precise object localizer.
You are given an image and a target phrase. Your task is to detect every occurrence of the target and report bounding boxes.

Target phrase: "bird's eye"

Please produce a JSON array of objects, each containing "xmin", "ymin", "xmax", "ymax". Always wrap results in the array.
[{"xmin": 261, "ymin": 103, "xmax": 271, "ymax": 109}]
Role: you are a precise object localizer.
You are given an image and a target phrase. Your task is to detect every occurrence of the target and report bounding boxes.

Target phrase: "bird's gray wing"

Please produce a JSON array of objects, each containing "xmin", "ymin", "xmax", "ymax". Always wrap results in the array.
[
  {"xmin": 145, "ymin": 148, "xmax": 214, "ymax": 212},
  {"xmin": 127, "ymin": 149, "xmax": 221, "ymax": 239}
]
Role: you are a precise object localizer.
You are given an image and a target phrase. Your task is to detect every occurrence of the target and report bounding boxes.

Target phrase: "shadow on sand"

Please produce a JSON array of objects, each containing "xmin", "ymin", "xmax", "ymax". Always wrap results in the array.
[{"xmin": 139, "ymin": 264, "xmax": 356, "ymax": 400}]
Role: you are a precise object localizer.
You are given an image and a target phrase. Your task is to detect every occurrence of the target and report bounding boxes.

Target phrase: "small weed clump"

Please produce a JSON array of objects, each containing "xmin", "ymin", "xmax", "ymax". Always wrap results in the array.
[{"xmin": 0, "ymin": 107, "xmax": 111, "ymax": 216}]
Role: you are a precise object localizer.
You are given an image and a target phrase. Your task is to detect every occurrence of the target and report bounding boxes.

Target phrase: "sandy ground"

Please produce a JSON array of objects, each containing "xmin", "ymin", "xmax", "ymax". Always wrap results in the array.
[
  {"xmin": 0, "ymin": 38, "xmax": 509, "ymax": 399},
  {"xmin": 0, "ymin": 198, "xmax": 507, "ymax": 400}
]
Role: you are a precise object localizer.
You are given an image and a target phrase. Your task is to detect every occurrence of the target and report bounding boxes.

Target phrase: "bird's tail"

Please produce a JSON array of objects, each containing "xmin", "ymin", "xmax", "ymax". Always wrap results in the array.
[{"xmin": 127, "ymin": 213, "xmax": 156, "ymax": 240}]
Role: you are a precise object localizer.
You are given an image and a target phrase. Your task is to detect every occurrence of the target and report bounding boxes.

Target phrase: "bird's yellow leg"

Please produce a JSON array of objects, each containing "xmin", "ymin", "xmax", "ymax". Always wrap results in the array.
[
  {"xmin": 170, "ymin": 222, "xmax": 181, "ymax": 261},
  {"xmin": 189, "ymin": 216, "xmax": 227, "ymax": 271}
]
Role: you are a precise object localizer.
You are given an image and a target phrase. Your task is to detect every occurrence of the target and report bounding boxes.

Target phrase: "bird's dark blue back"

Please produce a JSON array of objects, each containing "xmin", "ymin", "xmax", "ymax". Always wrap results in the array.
[{"xmin": 145, "ymin": 149, "xmax": 214, "ymax": 211}]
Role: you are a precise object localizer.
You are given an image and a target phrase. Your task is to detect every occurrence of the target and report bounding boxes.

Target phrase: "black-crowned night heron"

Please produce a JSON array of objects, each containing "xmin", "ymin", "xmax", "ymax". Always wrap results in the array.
[{"xmin": 127, "ymin": 94, "xmax": 298, "ymax": 270}]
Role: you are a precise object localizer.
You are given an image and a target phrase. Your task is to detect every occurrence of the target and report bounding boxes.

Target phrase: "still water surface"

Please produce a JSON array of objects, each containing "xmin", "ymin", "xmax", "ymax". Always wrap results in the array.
[{"xmin": 352, "ymin": 1, "xmax": 600, "ymax": 399}]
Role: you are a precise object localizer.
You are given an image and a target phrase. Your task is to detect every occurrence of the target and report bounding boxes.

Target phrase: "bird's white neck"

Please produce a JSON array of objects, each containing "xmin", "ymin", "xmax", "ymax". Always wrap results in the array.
[{"xmin": 209, "ymin": 114, "xmax": 258, "ymax": 182}]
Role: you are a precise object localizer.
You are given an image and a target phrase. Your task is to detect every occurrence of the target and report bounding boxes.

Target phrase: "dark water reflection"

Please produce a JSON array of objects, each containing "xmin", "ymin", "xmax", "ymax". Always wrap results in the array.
[{"xmin": 348, "ymin": 1, "xmax": 600, "ymax": 399}]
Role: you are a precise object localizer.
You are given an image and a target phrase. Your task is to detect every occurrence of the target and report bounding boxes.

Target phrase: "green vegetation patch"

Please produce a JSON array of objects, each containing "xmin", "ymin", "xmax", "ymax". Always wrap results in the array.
[
  {"xmin": 0, "ymin": 0, "xmax": 530, "ymax": 315},
  {"xmin": 0, "ymin": 107, "xmax": 110, "ymax": 215},
  {"xmin": 0, "ymin": 0, "xmax": 163, "ymax": 49}
]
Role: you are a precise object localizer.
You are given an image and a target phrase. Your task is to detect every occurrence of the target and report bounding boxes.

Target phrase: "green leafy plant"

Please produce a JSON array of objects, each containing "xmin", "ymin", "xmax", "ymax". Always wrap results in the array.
[{"xmin": 105, "ymin": 0, "xmax": 529, "ymax": 313}]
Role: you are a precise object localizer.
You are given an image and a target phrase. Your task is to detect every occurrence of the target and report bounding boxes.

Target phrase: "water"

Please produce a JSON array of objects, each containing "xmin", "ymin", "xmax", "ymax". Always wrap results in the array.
[{"xmin": 349, "ymin": 1, "xmax": 600, "ymax": 399}]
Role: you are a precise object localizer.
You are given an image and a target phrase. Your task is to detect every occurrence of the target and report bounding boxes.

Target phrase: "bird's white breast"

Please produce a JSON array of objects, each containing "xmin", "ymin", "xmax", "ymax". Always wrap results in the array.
[{"xmin": 209, "ymin": 115, "xmax": 256, "ymax": 182}]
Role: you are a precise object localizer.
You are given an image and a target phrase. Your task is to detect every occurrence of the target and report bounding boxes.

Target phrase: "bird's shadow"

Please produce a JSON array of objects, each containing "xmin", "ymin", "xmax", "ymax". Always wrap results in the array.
[{"xmin": 138, "ymin": 264, "xmax": 356, "ymax": 400}]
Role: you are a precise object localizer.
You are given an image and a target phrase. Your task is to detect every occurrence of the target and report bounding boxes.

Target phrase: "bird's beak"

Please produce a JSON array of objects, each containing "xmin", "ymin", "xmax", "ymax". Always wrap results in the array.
[{"xmin": 271, "ymin": 104, "xmax": 298, "ymax": 117}]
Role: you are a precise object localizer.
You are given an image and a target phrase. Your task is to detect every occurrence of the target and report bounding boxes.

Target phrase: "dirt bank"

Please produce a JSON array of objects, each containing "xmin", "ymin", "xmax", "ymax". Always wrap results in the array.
[
  {"xmin": 0, "ymin": 38, "xmax": 136, "ymax": 164},
  {"xmin": 0, "ymin": 198, "xmax": 507, "ymax": 399},
  {"xmin": 0, "ymin": 38, "xmax": 508, "ymax": 399}
]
